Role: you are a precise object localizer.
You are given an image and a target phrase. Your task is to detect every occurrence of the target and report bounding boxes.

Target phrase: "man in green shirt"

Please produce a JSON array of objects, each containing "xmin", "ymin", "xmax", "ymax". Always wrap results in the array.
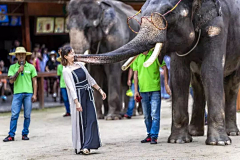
[
  {"xmin": 3, "ymin": 47, "xmax": 37, "ymax": 142},
  {"xmin": 57, "ymin": 55, "xmax": 70, "ymax": 117},
  {"xmin": 133, "ymin": 49, "xmax": 171, "ymax": 144}
]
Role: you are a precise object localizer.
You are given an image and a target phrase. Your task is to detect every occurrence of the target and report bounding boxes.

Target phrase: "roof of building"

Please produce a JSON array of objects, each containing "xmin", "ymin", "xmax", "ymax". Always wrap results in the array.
[{"xmin": 2, "ymin": 0, "xmax": 145, "ymax": 3}]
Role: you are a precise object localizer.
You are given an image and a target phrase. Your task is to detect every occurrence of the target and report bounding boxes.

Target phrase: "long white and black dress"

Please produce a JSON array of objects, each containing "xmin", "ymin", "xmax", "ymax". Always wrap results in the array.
[{"xmin": 63, "ymin": 63, "xmax": 101, "ymax": 154}]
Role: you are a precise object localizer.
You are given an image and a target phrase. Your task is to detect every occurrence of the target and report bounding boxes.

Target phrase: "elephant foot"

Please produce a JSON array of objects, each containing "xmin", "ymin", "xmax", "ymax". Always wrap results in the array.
[
  {"xmin": 97, "ymin": 114, "xmax": 105, "ymax": 119},
  {"xmin": 206, "ymin": 128, "xmax": 231, "ymax": 145},
  {"xmin": 168, "ymin": 128, "xmax": 193, "ymax": 144},
  {"xmin": 226, "ymin": 126, "xmax": 240, "ymax": 136},
  {"xmin": 188, "ymin": 125, "xmax": 204, "ymax": 136},
  {"xmin": 105, "ymin": 114, "xmax": 122, "ymax": 120}
]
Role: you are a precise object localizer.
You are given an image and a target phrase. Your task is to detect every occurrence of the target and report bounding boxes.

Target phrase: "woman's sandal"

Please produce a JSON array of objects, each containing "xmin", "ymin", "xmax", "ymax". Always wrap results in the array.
[{"xmin": 82, "ymin": 148, "xmax": 90, "ymax": 155}]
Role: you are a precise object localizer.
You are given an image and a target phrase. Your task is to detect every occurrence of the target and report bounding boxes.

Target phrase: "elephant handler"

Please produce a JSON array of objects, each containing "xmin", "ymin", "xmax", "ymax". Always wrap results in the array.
[
  {"xmin": 3, "ymin": 47, "xmax": 37, "ymax": 142},
  {"xmin": 133, "ymin": 49, "xmax": 171, "ymax": 144}
]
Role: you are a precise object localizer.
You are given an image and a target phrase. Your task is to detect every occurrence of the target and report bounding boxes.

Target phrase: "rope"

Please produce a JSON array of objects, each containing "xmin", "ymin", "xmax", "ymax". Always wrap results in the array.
[
  {"xmin": 127, "ymin": 0, "xmax": 182, "ymax": 33},
  {"xmin": 95, "ymin": 41, "xmax": 101, "ymax": 54},
  {"xmin": 175, "ymin": 29, "xmax": 201, "ymax": 57}
]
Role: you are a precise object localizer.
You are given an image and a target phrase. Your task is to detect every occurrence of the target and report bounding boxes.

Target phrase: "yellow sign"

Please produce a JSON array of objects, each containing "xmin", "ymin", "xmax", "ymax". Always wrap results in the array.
[
  {"xmin": 36, "ymin": 17, "xmax": 54, "ymax": 34},
  {"xmin": 55, "ymin": 17, "xmax": 64, "ymax": 33}
]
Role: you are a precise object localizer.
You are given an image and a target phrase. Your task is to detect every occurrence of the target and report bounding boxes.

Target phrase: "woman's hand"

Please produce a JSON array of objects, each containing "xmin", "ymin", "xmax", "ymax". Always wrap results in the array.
[
  {"xmin": 76, "ymin": 102, "xmax": 83, "ymax": 112},
  {"xmin": 99, "ymin": 89, "xmax": 107, "ymax": 100}
]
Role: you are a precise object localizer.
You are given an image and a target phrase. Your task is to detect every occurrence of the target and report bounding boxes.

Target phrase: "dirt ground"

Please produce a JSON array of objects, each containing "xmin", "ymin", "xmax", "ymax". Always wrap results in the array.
[{"xmin": 1, "ymin": 99, "xmax": 240, "ymax": 160}]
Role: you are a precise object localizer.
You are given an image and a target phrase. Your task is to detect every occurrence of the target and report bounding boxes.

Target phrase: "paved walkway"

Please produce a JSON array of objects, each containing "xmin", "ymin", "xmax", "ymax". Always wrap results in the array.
[{"xmin": 0, "ymin": 99, "xmax": 240, "ymax": 160}]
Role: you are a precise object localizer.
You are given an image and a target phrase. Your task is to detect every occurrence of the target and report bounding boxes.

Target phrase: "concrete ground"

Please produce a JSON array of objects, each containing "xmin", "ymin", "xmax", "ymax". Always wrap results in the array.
[{"xmin": 0, "ymin": 99, "xmax": 240, "ymax": 160}]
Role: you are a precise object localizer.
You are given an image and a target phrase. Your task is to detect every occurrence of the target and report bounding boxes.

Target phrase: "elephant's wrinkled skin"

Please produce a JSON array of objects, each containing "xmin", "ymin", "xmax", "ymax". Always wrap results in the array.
[
  {"xmin": 76, "ymin": 0, "xmax": 240, "ymax": 145},
  {"xmin": 67, "ymin": 0, "xmax": 140, "ymax": 120}
]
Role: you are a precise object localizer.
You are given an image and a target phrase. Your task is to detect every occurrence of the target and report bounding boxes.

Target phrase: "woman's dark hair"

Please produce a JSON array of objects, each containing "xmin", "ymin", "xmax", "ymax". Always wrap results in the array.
[{"xmin": 60, "ymin": 45, "xmax": 72, "ymax": 66}]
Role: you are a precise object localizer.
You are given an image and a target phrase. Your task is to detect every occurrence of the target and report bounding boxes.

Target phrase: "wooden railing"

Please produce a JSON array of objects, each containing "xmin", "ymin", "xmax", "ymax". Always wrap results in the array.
[{"xmin": 0, "ymin": 71, "xmax": 58, "ymax": 109}]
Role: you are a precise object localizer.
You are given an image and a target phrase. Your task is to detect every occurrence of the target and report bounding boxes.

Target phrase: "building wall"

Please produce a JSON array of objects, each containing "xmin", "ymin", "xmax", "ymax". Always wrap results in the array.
[{"xmin": 28, "ymin": 3, "xmax": 66, "ymax": 16}]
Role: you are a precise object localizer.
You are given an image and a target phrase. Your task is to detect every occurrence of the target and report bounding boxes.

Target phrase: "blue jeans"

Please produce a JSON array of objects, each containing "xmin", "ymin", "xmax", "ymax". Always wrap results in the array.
[
  {"xmin": 126, "ymin": 83, "xmax": 135, "ymax": 117},
  {"xmin": 61, "ymin": 88, "xmax": 70, "ymax": 114},
  {"xmin": 9, "ymin": 93, "xmax": 33, "ymax": 137},
  {"xmin": 140, "ymin": 91, "xmax": 161, "ymax": 139}
]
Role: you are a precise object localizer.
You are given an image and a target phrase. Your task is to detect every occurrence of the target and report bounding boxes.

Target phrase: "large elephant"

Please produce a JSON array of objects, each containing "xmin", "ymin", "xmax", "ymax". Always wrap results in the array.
[
  {"xmin": 67, "ymin": 0, "xmax": 140, "ymax": 120},
  {"xmin": 76, "ymin": 0, "xmax": 240, "ymax": 145}
]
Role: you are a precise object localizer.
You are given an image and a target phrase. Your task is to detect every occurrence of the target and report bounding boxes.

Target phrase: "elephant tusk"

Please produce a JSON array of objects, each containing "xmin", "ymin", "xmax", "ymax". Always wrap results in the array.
[
  {"xmin": 84, "ymin": 50, "xmax": 90, "ymax": 55},
  {"xmin": 80, "ymin": 50, "xmax": 90, "ymax": 66},
  {"xmin": 121, "ymin": 56, "xmax": 138, "ymax": 71},
  {"xmin": 143, "ymin": 43, "xmax": 163, "ymax": 68}
]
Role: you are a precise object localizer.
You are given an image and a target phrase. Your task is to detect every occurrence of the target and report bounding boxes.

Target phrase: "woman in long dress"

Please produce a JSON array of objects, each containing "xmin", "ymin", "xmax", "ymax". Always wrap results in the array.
[{"xmin": 60, "ymin": 46, "xmax": 106, "ymax": 155}]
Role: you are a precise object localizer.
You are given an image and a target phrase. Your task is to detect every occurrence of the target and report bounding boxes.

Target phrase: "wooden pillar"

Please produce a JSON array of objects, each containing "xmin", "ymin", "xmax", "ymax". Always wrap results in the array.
[
  {"xmin": 38, "ymin": 77, "xmax": 44, "ymax": 109},
  {"xmin": 237, "ymin": 90, "xmax": 240, "ymax": 111},
  {"xmin": 24, "ymin": 3, "xmax": 31, "ymax": 51}
]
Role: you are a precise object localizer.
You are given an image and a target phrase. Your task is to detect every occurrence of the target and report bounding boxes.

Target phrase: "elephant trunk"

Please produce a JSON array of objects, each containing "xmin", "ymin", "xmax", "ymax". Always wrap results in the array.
[{"xmin": 75, "ymin": 16, "xmax": 167, "ymax": 64}]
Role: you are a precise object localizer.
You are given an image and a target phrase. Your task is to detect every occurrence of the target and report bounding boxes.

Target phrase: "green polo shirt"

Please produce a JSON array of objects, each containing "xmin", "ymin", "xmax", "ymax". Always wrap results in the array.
[
  {"xmin": 57, "ymin": 64, "xmax": 66, "ymax": 88},
  {"xmin": 8, "ymin": 62, "xmax": 37, "ymax": 94},
  {"xmin": 130, "ymin": 63, "xmax": 134, "ymax": 83},
  {"xmin": 133, "ymin": 50, "xmax": 166, "ymax": 92}
]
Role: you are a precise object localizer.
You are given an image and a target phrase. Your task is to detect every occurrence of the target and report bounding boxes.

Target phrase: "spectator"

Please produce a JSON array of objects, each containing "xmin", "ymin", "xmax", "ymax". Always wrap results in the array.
[
  {"xmin": 46, "ymin": 50, "xmax": 58, "ymax": 100},
  {"xmin": 39, "ymin": 48, "xmax": 49, "ymax": 72},
  {"xmin": 31, "ymin": 45, "xmax": 41, "ymax": 72},
  {"xmin": 124, "ymin": 64, "xmax": 138, "ymax": 119},
  {"xmin": 57, "ymin": 54, "xmax": 71, "ymax": 117},
  {"xmin": 0, "ymin": 60, "xmax": 8, "ymax": 101},
  {"xmin": 160, "ymin": 55, "xmax": 171, "ymax": 99},
  {"xmin": 3, "ymin": 47, "xmax": 37, "ymax": 142},
  {"xmin": 133, "ymin": 49, "xmax": 171, "ymax": 144},
  {"xmin": 9, "ymin": 40, "xmax": 20, "ymax": 64}
]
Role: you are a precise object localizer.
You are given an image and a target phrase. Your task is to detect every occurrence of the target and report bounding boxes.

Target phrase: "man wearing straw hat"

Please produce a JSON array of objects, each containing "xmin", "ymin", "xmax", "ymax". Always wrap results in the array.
[{"xmin": 3, "ymin": 47, "xmax": 37, "ymax": 142}]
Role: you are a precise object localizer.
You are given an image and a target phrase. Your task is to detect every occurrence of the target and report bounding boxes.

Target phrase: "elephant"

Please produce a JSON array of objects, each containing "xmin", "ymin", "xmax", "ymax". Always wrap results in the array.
[
  {"xmin": 67, "ymin": 0, "xmax": 140, "ymax": 120},
  {"xmin": 76, "ymin": 0, "xmax": 240, "ymax": 145}
]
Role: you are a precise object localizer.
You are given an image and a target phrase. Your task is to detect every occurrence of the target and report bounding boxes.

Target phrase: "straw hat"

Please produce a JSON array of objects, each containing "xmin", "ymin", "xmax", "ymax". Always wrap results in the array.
[
  {"xmin": 57, "ymin": 56, "xmax": 61, "ymax": 62},
  {"xmin": 9, "ymin": 47, "xmax": 32, "ymax": 56}
]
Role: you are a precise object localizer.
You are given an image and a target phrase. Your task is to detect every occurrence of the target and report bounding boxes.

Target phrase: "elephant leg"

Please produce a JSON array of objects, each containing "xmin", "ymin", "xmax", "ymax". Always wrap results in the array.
[
  {"xmin": 189, "ymin": 72, "xmax": 206, "ymax": 136},
  {"xmin": 201, "ymin": 54, "xmax": 231, "ymax": 145},
  {"xmin": 105, "ymin": 63, "xmax": 122, "ymax": 120},
  {"xmin": 90, "ymin": 65, "xmax": 105, "ymax": 119},
  {"xmin": 168, "ymin": 55, "xmax": 192, "ymax": 144},
  {"xmin": 225, "ymin": 71, "xmax": 240, "ymax": 136}
]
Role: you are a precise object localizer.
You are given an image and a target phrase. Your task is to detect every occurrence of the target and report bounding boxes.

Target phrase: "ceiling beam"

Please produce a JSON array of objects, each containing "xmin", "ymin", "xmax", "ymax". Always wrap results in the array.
[{"xmin": 0, "ymin": 0, "xmax": 145, "ymax": 3}]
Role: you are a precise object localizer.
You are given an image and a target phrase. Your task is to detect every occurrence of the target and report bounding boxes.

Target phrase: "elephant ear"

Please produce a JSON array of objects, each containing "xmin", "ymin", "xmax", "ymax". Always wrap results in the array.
[
  {"xmin": 191, "ymin": 0, "xmax": 202, "ymax": 20},
  {"xmin": 99, "ymin": 1, "xmax": 117, "ymax": 35},
  {"xmin": 191, "ymin": 0, "xmax": 222, "ymax": 31},
  {"xmin": 191, "ymin": 0, "xmax": 221, "ymax": 18}
]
